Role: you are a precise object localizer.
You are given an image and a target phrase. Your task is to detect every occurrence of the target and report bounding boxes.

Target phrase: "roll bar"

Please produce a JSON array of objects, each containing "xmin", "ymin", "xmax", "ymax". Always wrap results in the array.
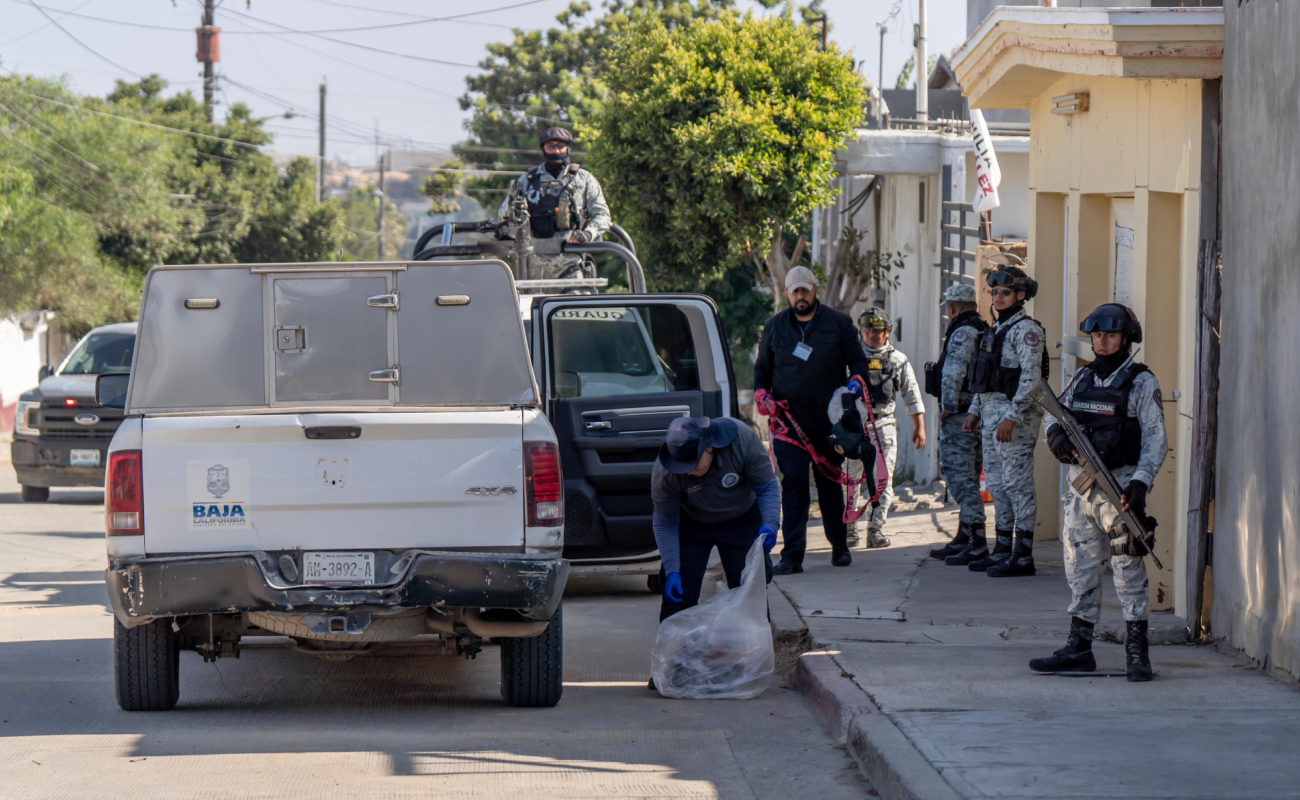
[{"xmin": 412, "ymin": 233, "xmax": 647, "ymax": 294}]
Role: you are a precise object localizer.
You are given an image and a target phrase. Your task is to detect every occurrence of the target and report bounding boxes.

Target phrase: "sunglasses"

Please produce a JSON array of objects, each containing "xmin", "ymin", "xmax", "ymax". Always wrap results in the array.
[
  {"xmin": 1080, "ymin": 315, "xmax": 1126, "ymax": 333},
  {"xmin": 990, "ymin": 287, "xmax": 1017, "ymax": 298},
  {"xmin": 860, "ymin": 318, "xmax": 889, "ymax": 330}
]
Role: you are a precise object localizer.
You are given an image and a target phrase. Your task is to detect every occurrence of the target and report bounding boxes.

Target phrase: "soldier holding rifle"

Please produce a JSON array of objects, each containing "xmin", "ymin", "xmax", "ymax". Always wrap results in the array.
[{"xmin": 1029, "ymin": 303, "xmax": 1167, "ymax": 682}]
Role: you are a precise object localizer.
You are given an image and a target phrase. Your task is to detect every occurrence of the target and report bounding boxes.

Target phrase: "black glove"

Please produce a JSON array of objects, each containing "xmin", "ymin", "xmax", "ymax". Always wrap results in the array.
[
  {"xmin": 1046, "ymin": 424, "xmax": 1076, "ymax": 464},
  {"xmin": 1122, "ymin": 479, "xmax": 1149, "ymax": 519}
]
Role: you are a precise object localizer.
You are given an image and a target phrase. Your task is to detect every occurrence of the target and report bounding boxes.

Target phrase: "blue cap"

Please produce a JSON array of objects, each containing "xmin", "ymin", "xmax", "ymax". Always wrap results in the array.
[{"xmin": 657, "ymin": 416, "xmax": 739, "ymax": 474}]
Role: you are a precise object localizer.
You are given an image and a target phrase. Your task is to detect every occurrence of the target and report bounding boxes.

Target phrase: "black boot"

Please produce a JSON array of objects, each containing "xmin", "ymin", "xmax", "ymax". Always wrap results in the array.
[
  {"xmin": 1126, "ymin": 620, "xmax": 1153, "ymax": 682},
  {"xmin": 963, "ymin": 528, "xmax": 1009, "ymax": 570},
  {"xmin": 772, "ymin": 560, "xmax": 803, "ymax": 575},
  {"xmin": 944, "ymin": 526, "xmax": 988, "ymax": 565},
  {"xmin": 831, "ymin": 549, "xmax": 853, "ymax": 567},
  {"xmin": 929, "ymin": 522, "xmax": 972, "ymax": 560},
  {"xmin": 986, "ymin": 530, "xmax": 1036, "ymax": 577},
  {"xmin": 1029, "ymin": 617, "xmax": 1096, "ymax": 673}
]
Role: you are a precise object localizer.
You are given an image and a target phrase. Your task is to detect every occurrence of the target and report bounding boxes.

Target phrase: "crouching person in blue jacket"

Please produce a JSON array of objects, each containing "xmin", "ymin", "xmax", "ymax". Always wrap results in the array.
[{"xmin": 651, "ymin": 415, "xmax": 779, "ymax": 625}]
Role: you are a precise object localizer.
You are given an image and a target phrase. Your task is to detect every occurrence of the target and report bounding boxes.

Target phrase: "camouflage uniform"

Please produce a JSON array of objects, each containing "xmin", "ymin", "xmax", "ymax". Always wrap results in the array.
[
  {"xmin": 938, "ymin": 316, "xmax": 986, "ymax": 525},
  {"xmin": 853, "ymin": 343, "xmax": 924, "ymax": 539},
  {"xmin": 1045, "ymin": 367, "xmax": 1167, "ymax": 623},
  {"xmin": 968, "ymin": 308, "xmax": 1046, "ymax": 560},
  {"xmin": 499, "ymin": 165, "xmax": 611, "ymax": 280}
]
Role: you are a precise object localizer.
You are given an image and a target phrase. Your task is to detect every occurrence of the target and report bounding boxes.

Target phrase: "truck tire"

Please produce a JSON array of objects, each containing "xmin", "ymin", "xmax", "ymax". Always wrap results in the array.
[
  {"xmin": 20, "ymin": 485, "xmax": 49, "ymax": 502},
  {"xmin": 499, "ymin": 602, "xmax": 563, "ymax": 708},
  {"xmin": 114, "ymin": 618, "xmax": 180, "ymax": 711}
]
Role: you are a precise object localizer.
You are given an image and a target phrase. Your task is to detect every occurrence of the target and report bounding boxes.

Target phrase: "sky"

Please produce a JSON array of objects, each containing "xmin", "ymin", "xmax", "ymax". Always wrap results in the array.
[{"xmin": 0, "ymin": 0, "xmax": 969, "ymax": 166}]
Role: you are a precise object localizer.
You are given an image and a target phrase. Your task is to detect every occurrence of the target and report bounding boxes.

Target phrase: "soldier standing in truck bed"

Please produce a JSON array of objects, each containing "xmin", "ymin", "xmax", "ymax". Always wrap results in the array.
[{"xmin": 499, "ymin": 127, "xmax": 611, "ymax": 281}]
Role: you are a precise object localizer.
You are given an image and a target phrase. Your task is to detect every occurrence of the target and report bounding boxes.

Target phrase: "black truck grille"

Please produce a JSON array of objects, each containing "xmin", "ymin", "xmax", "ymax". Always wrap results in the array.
[{"xmin": 37, "ymin": 401, "xmax": 124, "ymax": 440}]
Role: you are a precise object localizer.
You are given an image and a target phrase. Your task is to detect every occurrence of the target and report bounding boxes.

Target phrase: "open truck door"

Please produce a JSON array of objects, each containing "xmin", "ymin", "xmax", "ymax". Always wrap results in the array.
[{"xmin": 530, "ymin": 295, "xmax": 738, "ymax": 575}]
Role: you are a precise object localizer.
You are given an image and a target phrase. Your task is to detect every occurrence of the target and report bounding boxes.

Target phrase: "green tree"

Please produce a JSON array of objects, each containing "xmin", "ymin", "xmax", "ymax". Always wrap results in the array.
[
  {"xmin": 337, "ymin": 185, "xmax": 409, "ymax": 262},
  {"xmin": 0, "ymin": 73, "xmax": 348, "ymax": 332},
  {"xmin": 447, "ymin": 1, "xmax": 743, "ymax": 212},
  {"xmin": 591, "ymin": 12, "xmax": 866, "ymax": 310}
]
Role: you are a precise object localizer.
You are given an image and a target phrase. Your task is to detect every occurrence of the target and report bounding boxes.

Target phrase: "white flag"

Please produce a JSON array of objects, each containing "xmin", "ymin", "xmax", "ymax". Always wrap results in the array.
[{"xmin": 970, "ymin": 109, "xmax": 1001, "ymax": 214}]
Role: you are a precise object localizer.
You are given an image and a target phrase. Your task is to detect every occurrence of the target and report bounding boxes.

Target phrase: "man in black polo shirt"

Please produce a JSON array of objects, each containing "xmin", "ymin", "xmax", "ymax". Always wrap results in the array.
[{"xmin": 754, "ymin": 266, "xmax": 873, "ymax": 573}]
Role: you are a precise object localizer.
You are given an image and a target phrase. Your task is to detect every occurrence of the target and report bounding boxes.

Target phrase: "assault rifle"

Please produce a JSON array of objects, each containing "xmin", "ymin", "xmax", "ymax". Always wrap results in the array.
[{"xmin": 1028, "ymin": 379, "xmax": 1162, "ymax": 569}]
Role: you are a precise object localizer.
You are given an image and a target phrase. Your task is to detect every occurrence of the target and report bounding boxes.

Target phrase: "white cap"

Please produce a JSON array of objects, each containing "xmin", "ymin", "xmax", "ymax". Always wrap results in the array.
[{"xmin": 785, "ymin": 266, "xmax": 819, "ymax": 293}]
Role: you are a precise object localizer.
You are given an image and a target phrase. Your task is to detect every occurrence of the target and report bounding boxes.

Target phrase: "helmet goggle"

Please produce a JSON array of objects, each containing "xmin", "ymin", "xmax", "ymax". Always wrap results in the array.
[
  {"xmin": 859, "ymin": 315, "xmax": 889, "ymax": 330},
  {"xmin": 1080, "ymin": 314, "xmax": 1126, "ymax": 334},
  {"xmin": 987, "ymin": 271, "xmax": 1025, "ymax": 288}
]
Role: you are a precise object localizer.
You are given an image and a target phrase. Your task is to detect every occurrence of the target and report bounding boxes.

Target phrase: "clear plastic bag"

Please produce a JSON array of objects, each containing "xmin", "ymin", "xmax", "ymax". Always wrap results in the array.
[{"xmin": 650, "ymin": 538, "xmax": 774, "ymax": 699}]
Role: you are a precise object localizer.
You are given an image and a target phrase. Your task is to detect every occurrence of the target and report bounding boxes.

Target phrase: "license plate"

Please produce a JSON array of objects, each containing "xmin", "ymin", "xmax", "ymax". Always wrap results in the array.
[
  {"xmin": 70, "ymin": 449, "xmax": 100, "ymax": 466},
  {"xmin": 302, "ymin": 552, "xmax": 375, "ymax": 585}
]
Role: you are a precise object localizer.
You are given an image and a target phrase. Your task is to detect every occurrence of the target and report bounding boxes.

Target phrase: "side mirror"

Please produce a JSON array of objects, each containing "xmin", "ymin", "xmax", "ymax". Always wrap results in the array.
[
  {"xmin": 38, "ymin": 365, "xmax": 52, "ymax": 381},
  {"xmin": 95, "ymin": 373, "xmax": 130, "ymax": 409}
]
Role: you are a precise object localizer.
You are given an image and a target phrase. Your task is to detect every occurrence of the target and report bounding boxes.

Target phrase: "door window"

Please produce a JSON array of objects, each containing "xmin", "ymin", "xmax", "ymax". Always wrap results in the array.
[{"xmin": 548, "ymin": 305, "xmax": 700, "ymax": 399}]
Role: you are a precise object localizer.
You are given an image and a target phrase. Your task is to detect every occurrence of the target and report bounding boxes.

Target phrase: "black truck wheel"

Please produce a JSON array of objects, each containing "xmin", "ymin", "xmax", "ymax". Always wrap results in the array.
[
  {"xmin": 20, "ymin": 485, "xmax": 49, "ymax": 502},
  {"xmin": 114, "ymin": 618, "xmax": 180, "ymax": 711},
  {"xmin": 499, "ymin": 603, "xmax": 563, "ymax": 708}
]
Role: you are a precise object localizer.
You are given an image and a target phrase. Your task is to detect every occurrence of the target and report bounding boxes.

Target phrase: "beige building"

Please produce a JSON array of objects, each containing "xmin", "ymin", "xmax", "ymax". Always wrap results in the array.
[{"xmin": 951, "ymin": 7, "xmax": 1224, "ymax": 618}]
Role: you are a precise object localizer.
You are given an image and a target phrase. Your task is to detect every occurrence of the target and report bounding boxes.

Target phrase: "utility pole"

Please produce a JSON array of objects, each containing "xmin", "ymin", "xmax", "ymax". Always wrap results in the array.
[
  {"xmin": 196, "ymin": 0, "xmax": 220, "ymax": 123},
  {"xmin": 916, "ymin": 0, "xmax": 928, "ymax": 122},
  {"xmin": 878, "ymin": 25, "xmax": 887, "ymax": 93},
  {"xmin": 317, "ymin": 80, "xmax": 326, "ymax": 203},
  {"xmin": 376, "ymin": 149, "xmax": 387, "ymax": 261}
]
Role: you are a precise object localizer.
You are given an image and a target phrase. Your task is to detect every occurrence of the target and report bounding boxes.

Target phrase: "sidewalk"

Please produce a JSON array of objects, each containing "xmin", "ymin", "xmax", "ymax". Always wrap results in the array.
[{"xmin": 773, "ymin": 505, "xmax": 1300, "ymax": 800}]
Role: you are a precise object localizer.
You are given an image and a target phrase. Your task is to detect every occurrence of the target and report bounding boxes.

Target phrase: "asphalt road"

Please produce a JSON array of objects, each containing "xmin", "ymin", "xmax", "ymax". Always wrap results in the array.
[{"xmin": 0, "ymin": 469, "xmax": 869, "ymax": 799}]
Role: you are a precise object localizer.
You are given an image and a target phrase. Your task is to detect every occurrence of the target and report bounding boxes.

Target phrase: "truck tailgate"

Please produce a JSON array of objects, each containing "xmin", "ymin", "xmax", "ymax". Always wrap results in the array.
[{"xmin": 140, "ymin": 412, "xmax": 525, "ymax": 553}]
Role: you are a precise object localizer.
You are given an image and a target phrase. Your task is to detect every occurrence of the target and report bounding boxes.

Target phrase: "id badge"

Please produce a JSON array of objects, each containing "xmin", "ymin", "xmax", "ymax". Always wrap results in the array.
[{"xmin": 793, "ymin": 342, "xmax": 813, "ymax": 361}]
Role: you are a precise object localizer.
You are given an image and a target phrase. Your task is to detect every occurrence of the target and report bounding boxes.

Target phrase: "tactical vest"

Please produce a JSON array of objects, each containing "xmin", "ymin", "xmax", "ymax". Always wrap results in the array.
[
  {"xmin": 924, "ymin": 311, "xmax": 989, "ymax": 410},
  {"xmin": 864, "ymin": 352, "xmax": 898, "ymax": 406},
  {"xmin": 1069, "ymin": 363, "xmax": 1150, "ymax": 469},
  {"xmin": 524, "ymin": 164, "xmax": 582, "ymax": 239},
  {"xmin": 966, "ymin": 315, "xmax": 1050, "ymax": 400}
]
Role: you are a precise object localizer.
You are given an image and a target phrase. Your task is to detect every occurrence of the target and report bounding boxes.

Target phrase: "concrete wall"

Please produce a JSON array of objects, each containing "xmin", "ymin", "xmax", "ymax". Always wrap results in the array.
[
  {"xmin": 0, "ymin": 316, "xmax": 51, "ymax": 434},
  {"xmin": 1212, "ymin": 0, "xmax": 1300, "ymax": 682}
]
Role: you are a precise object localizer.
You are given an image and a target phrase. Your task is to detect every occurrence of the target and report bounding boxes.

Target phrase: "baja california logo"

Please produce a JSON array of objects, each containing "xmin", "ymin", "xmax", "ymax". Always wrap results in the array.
[
  {"xmin": 722, "ymin": 472, "xmax": 741, "ymax": 488},
  {"xmin": 206, "ymin": 464, "xmax": 230, "ymax": 498}
]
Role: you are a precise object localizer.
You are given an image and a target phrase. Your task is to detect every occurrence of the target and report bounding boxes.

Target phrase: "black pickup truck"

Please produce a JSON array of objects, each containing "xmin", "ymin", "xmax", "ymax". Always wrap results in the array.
[{"xmin": 10, "ymin": 322, "xmax": 136, "ymax": 501}]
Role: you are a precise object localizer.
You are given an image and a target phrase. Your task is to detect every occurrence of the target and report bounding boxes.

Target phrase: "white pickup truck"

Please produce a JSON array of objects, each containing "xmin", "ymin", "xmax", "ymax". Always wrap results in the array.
[
  {"xmin": 99, "ymin": 259, "xmax": 569, "ymax": 710},
  {"xmin": 99, "ymin": 256, "xmax": 738, "ymax": 712}
]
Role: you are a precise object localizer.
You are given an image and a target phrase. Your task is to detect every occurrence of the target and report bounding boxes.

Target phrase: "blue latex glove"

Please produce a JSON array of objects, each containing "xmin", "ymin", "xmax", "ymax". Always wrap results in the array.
[
  {"xmin": 664, "ymin": 572, "xmax": 684, "ymax": 603},
  {"xmin": 759, "ymin": 524, "xmax": 778, "ymax": 553},
  {"xmin": 847, "ymin": 378, "xmax": 864, "ymax": 397}
]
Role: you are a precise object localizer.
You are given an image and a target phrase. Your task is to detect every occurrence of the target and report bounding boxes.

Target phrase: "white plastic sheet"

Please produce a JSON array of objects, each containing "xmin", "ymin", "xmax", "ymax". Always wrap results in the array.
[{"xmin": 650, "ymin": 538, "xmax": 774, "ymax": 699}]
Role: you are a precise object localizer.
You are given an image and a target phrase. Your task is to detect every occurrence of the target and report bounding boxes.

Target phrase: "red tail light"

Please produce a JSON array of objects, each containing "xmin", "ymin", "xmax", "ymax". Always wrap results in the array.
[
  {"xmin": 106, "ymin": 450, "xmax": 144, "ymax": 536},
  {"xmin": 524, "ymin": 441, "xmax": 563, "ymax": 527}
]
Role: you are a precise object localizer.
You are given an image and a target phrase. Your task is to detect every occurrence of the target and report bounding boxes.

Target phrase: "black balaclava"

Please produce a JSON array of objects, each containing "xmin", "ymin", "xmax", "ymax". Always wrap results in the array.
[
  {"xmin": 542, "ymin": 146, "xmax": 570, "ymax": 177},
  {"xmin": 1089, "ymin": 338, "xmax": 1133, "ymax": 379},
  {"xmin": 995, "ymin": 300, "xmax": 1025, "ymax": 323}
]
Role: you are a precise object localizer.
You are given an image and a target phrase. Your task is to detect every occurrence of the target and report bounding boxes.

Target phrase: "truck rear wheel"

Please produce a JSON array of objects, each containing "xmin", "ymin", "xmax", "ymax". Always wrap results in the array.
[
  {"xmin": 499, "ymin": 602, "xmax": 563, "ymax": 708},
  {"xmin": 20, "ymin": 485, "xmax": 49, "ymax": 502},
  {"xmin": 114, "ymin": 618, "xmax": 180, "ymax": 711}
]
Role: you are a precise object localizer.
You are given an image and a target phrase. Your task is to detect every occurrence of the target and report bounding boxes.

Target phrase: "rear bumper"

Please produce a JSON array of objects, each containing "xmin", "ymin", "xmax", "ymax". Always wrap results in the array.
[{"xmin": 105, "ymin": 551, "xmax": 568, "ymax": 628}]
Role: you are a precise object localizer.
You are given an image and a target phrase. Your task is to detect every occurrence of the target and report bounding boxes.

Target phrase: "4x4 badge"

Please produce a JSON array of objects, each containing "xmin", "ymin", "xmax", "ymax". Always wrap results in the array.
[{"xmin": 466, "ymin": 486, "xmax": 516, "ymax": 496}]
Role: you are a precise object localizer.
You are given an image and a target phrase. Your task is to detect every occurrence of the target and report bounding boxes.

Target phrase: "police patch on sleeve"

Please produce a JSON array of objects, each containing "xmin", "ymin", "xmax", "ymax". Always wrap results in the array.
[
  {"xmin": 1024, "ymin": 330, "xmax": 1041, "ymax": 347},
  {"xmin": 1152, "ymin": 388, "xmax": 1164, "ymax": 407},
  {"xmin": 952, "ymin": 330, "xmax": 968, "ymax": 344}
]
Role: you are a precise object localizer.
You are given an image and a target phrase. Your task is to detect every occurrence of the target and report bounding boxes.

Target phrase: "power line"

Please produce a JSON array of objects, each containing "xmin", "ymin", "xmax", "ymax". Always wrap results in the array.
[
  {"xmin": 217, "ymin": 0, "xmax": 555, "ymax": 34},
  {"xmin": 0, "ymin": 0, "xmax": 97, "ymax": 46},
  {"xmin": 22, "ymin": 0, "xmax": 142, "ymax": 77},
  {"xmin": 9, "ymin": 86, "xmax": 275, "ymax": 152},
  {"xmin": 212, "ymin": 5, "xmax": 480, "ymax": 68}
]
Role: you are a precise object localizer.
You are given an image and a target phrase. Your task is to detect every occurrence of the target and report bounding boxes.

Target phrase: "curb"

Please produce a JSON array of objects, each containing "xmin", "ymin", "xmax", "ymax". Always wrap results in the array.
[{"xmin": 776, "ymin": 585, "xmax": 964, "ymax": 800}]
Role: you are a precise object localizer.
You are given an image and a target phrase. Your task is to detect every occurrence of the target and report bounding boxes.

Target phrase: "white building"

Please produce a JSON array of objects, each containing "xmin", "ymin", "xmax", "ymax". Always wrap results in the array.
[
  {"xmin": 0, "ymin": 313, "xmax": 57, "ymax": 435},
  {"xmin": 812, "ymin": 101, "xmax": 1030, "ymax": 485}
]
